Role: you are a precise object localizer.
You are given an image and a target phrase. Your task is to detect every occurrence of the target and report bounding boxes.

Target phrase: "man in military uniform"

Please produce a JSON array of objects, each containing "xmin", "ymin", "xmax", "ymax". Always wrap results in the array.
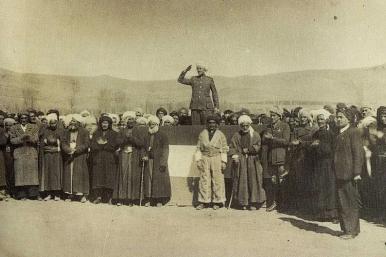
[{"xmin": 177, "ymin": 64, "xmax": 219, "ymax": 125}]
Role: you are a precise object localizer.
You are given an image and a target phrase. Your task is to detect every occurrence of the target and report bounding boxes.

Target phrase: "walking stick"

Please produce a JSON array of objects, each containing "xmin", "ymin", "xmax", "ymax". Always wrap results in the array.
[{"xmin": 139, "ymin": 161, "xmax": 145, "ymax": 206}]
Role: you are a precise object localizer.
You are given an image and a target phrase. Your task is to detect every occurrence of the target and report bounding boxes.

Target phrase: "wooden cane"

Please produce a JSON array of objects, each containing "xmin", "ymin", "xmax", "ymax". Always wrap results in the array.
[{"xmin": 139, "ymin": 161, "xmax": 145, "ymax": 206}]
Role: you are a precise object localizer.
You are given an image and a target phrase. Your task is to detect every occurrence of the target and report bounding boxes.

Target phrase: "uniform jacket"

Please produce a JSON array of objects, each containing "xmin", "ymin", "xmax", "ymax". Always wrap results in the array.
[
  {"xmin": 263, "ymin": 120, "xmax": 290, "ymax": 166},
  {"xmin": 334, "ymin": 126, "xmax": 363, "ymax": 180},
  {"xmin": 178, "ymin": 71, "xmax": 219, "ymax": 110}
]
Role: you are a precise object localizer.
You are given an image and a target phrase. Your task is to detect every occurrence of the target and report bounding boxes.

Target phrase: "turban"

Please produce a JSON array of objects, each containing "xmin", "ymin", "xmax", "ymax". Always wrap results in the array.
[
  {"xmin": 206, "ymin": 114, "xmax": 220, "ymax": 124},
  {"xmin": 84, "ymin": 115, "xmax": 97, "ymax": 125},
  {"xmin": 107, "ymin": 113, "xmax": 120, "ymax": 124},
  {"xmin": 323, "ymin": 105, "xmax": 335, "ymax": 115},
  {"xmin": 143, "ymin": 113, "xmax": 152, "ymax": 119},
  {"xmin": 122, "ymin": 111, "xmax": 136, "ymax": 122},
  {"xmin": 196, "ymin": 63, "xmax": 208, "ymax": 72},
  {"xmin": 156, "ymin": 107, "xmax": 168, "ymax": 116},
  {"xmin": 377, "ymin": 106, "xmax": 386, "ymax": 116},
  {"xmin": 62, "ymin": 115, "xmax": 73, "ymax": 127},
  {"xmin": 99, "ymin": 115, "xmax": 113, "ymax": 126},
  {"xmin": 162, "ymin": 115, "xmax": 174, "ymax": 124},
  {"xmin": 4, "ymin": 118, "xmax": 16, "ymax": 125},
  {"xmin": 80, "ymin": 110, "xmax": 91, "ymax": 117},
  {"xmin": 46, "ymin": 113, "xmax": 58, "ymax": 122},
  {"xmin": 71, "ymin": 114, "xmax": 84, "ymax": 124},
  {"xmin": 359, "ymin": 116, "xmax": 377, "ymax": 129},
  {"xmin": 298, "ymin": 109, "xmax": 312, "ymax": 121},
  {"xmin": 238, "ymin": 115, "xmax": 253, "ymax": 125},
  {"xmin": 310, "ymin": 109, "xmax": 331, "ymax": 121},
  {"xmin": 337, "ymin": 108, "xmax": 355, "ymax": 123},
  {"xmin": 336, "ymin": 103, "xmax": 347, "ymax": 112},
  {"xmin": 147, "ymin": 115, "xmax": 160, "ymax": 125},
  {"xmin": 135, "ymin": 107, "xmax": 144, "ymax": 116},
  {"xmin": 136, "ymin": 117, "xmax": 148, "ymax": 126},
  {"xmin": 269, "ymin": 106, "xmax": 283, "ymax": 117}
]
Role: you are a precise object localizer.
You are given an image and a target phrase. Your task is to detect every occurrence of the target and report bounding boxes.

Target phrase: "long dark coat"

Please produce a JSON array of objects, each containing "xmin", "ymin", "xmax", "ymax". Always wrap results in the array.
[
  {"xmin": 90, "ymin": 129, "xmax": 119, "ymax": 190},
  {"xmin": 10, "ymin": 123, "xmax": 39, "ymax": 186},
  {"xmin": 113, "ymin": 127, "xmax": 144, "ymax": 200},
  {"xmin": 311, "ymin": 127, "xmax": 337, "ymax": 218},
  {"xmin": 143, "ymin": 130, "xmax": 171, "ymax": 199},
  {"xmin": 370, "ymin": 128, "xmax": 386, "ymax": 211},
  {"xmin": 39, "ymin": 127, "xmax": 64, "ymax": 191},
  {"xmin": 290, "ymin": 125, "xmax": 317, "ymax": 212},
  {"xmin": 61, "ymin": 127, "xmax": 90, "ymax": 194},
  {"xmin": 229, "ymin": 129, "xmax": 266, "ymax": 206},
  {"xmin": 0, "ymin": 128, "xmax": 7, "ymax": 187}
]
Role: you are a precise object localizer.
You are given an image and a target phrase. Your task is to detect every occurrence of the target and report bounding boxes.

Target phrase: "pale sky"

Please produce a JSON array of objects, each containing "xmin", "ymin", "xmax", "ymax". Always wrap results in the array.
[{"xmin": 1, "ymin": 0, "xmax": 386, "ymax": 80}]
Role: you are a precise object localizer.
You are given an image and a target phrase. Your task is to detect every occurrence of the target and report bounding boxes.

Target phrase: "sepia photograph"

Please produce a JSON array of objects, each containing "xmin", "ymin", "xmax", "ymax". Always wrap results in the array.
[{"xmin": 1, "ymin": 0, "xmax": 386, "ymax": 256}]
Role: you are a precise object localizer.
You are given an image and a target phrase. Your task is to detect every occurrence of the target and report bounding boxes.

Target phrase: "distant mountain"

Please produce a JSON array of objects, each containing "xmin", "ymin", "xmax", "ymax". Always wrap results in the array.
[{"xmin": 0, "ymin": 64, "xmax": 385, "ymax": 114}]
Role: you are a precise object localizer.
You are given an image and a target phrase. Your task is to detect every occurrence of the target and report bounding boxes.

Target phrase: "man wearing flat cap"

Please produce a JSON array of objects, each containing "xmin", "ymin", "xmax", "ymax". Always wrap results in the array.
[
  {"xmin": 177, "ymin": 64, "xmax": 219, "ymax": 125},
  {"xmin": 334, "ymin": 107, "xmax": 363, "ymax": 239}
]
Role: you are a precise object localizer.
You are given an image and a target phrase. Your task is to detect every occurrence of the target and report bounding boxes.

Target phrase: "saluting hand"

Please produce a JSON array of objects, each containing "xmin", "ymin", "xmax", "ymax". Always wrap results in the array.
[{"xmin": 185, "ymin": 65, "xmax": 192, "ymax": 72}]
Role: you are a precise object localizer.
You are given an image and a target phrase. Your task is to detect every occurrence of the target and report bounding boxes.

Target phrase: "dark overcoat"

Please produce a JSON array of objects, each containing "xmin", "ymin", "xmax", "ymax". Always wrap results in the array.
[
  {"xmin": 61, "ymin": 127, "xmax": 90, "ymax": 194},
  {"xmin": 90, "ymin": 129, "xmax": 119, "ymax": 190},
  {"xmin": 143, "ymin": 130, "xmax": 171, "ymax": 199}
]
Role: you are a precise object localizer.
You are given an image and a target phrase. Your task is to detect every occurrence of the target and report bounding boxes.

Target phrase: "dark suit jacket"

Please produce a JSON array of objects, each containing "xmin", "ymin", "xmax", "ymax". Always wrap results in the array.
[
  {"xmin": 334, "ymin": 126, "xmax": 363, "ymax": 180},
  {"xmin": 178, "ymin": 71, "xmax": 219, "ymax": 110}
]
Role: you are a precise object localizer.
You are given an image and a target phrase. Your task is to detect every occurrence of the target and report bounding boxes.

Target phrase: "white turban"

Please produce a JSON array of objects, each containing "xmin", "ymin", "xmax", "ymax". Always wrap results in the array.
[
  {"xmin": 310, "ymin": 109, "xmax": 331, "ymax": 121},
  {"xmin": 136, "ymin": 117, "xmax": 148, "ymax": 126},
  {"xmin": 269, "ymin": 106, "xmax": 283, "ymax": 117},
  {"xmin": 84, "ymin": 115, "xmax": 97, "ymax": 125},
  {"xmin": 71, "ymin": 114, "xmax": 84, "ymax": 124},
  {"xmin": 122, "ymin": 111, "xmax": 136, "ymax": 122},
  {"xmin": 238, "ymin": 115, "xmax": 253, "ymax": 125},
  {"xmin": 63, "ymin": 115, "xmax": 73, "ymax": 127},
  {"xmin": 298, "ymin": 109, "xmax": 312, "ymax": 121},
  {"xmin": 46, "ymin": 113, "xmax": 58, "ymax": 122},
  {"xmin": 4, "ymin": 118, "xmax": 16, "ymax": 125},
  {"xmin": 359, "ymin": 116, "xmax": 377, "ymax": 129},
  {"xmin": 162, "ymin": 115, "xmax": 174, "ymax": 124},
  {"xmin": 147, "ymin": 115, "xmax": 160, "ymax": 125},
  {"xmin": 80, "ymin": 110, "xmax": 91, "ymax": 117},
  {"xmin": 135, "ymin": 107, "xmax": 144, "ymax": 116},
  {"xmin": 107, "ymin": 113, "xmax": 120, "ymax": 124}
]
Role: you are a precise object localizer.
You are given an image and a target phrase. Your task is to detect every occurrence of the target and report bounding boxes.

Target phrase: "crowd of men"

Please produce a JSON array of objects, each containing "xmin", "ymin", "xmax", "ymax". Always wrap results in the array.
[{"xmin": 0, "ymin": 102, "xmax": 385, "ymax": 240}]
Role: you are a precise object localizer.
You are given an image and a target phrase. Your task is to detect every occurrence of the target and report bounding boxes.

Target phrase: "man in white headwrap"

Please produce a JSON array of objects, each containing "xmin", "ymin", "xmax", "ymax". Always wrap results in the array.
[
  {"xmin": 135, "ymin": 108, "xmax": 144, "ymax": 119},
  {"xmin": 177, "ymin": 63, "xmax": 219, "ymax": 125},
  {"xmin": 84, "ymin": 115, "xmax": 98, "ymax": 138},
  {"xmin": 161, "ymin": 115, "xmax": 174, "ymax": 126},
  {"xmin": 136, "ymin": 117, "xmax": 148, "ymax": 127},
  {"xmin": 140, "ymin": 115, "xmax": 171, "ymax": 207},
  {"xmin": 229, "ymin": 115, "xmax": 266, "ymax": 210},
  {"xmin": 61, "ymin": 114, "xmax": 90, "ymax": 202}
]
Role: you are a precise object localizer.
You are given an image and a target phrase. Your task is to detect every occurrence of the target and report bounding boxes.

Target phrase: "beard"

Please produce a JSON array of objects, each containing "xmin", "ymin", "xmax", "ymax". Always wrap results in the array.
[{"xmin": 148, "ymin": 125, "xmax": 159, "ymax": 134}]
